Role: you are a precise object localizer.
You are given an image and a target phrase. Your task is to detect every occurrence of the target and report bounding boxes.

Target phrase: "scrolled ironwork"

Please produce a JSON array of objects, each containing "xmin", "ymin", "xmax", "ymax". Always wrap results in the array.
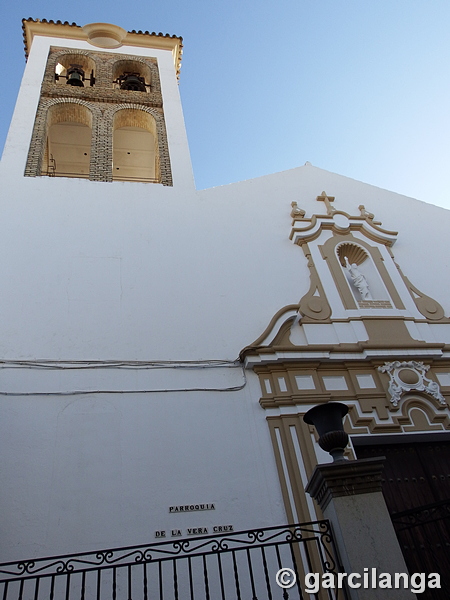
[{"xmin": 0, "ymin": 521, "xmax": 348, "ymax": 600}]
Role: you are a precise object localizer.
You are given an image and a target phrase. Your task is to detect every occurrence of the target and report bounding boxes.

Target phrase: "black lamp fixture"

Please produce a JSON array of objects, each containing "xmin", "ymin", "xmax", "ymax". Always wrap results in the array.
[{"xmin": 303, "ymin": 402, "xmax": 349, "ymax": 462}]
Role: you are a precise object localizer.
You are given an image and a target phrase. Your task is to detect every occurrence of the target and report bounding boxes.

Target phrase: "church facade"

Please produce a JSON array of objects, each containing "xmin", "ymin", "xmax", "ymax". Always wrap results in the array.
[{"xmin": 1, "ymin": 18, "xmax": 449, "ymax": 598}]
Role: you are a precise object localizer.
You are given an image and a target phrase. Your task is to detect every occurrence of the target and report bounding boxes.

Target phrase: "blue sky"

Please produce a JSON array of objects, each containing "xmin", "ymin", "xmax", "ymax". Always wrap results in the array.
[{"xmin": 1, "ymin": 1, "xmax": 450, "ymax": 208}]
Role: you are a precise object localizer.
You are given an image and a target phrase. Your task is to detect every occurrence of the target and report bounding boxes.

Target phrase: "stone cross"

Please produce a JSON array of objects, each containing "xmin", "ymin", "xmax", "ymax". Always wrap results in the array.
[{"xmin": 316, "ymin": 191, "xmax": 336, "ymax": 215}]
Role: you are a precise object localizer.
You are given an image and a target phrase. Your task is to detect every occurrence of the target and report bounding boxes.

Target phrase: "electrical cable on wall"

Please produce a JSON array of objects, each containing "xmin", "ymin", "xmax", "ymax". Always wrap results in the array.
[{"xmin": 0, "ymin": 359, "xmax": 248, "ymax": 395}]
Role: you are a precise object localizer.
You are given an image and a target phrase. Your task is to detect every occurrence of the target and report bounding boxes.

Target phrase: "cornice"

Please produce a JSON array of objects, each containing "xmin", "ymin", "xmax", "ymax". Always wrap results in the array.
[
  {"xmin": 305, "ymin": 457, "xmax": 386, "ymax": 511},
  {"xmin": 22, "ymin": 18, "xmax": 183, "ymax": 77},
  {"xmin": 243, "ymin": 345, "xmax": 447, "ymax": 368}
]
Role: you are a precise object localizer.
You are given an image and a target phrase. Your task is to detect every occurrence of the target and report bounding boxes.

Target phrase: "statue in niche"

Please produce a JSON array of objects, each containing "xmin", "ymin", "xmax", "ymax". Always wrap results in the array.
[{"xmin": 344, "ymin": 256, "xmax": 373, "ymax": 300}]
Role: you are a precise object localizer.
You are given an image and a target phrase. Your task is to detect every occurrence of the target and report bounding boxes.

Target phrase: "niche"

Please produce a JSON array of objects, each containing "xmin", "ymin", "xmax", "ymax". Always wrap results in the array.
[{"xmin": 337, "ymin": 242, "xmax": 389, "ymax": 302}]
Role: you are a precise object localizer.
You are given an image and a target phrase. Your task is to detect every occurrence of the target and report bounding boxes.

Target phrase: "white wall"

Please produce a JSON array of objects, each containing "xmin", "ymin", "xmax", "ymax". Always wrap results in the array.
[
  {"xmin": 0, "ymin": 370, "xmax": 287, "ymax": 561},
  {"xmin": 2, "ymin": 161, "xmax": 449, "ymax": 559},
  {"xmin": 2, "ymin": 30, "xmax": 450, "ymax": 563},
  {"xmin": 0, "ymin": 162, "xmax": 449, "ymax": 360}
]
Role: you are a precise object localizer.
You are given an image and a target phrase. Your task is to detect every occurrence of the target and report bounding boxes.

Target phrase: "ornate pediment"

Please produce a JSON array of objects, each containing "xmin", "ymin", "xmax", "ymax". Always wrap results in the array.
[
  {"xmin": 241, "ymin": 192, "xmax": 450, "ymax": 368},
  {"xmin": 289, "ymin": 192, "xmax": 397, "ymax": 246}
]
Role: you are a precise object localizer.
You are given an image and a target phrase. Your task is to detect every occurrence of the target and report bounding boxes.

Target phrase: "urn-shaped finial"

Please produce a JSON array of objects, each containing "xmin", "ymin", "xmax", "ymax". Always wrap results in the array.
[{"xmin": 303, "ymin": 402, "xmax": 349, "ymax": 462}]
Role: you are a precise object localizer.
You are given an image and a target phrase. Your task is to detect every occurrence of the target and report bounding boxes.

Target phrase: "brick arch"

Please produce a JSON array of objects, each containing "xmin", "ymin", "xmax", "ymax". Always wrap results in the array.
[
  {"xmin": 25, "ymin": 98, "xmax": 101, "ymax": 179},
  {"xmin": 48, "ymin": 101, "xmax": 93, "ymax": 128},
  {"xmin": 26, "ymin": 46, "xmax": 170, "ymax": 185},
  {"xmin": 45, "ymin": 48, "xmax": 99, "ymax": 85},
  {"xmin": 111, "ymin": 59, "xmax": 151, "ymax": 92},
  {"xmin": 103, "ymin": 104, "xmax": 172, "ymax": 186},
  {"xmin": 113, "ymin": 108, "xmax": 156, "ymax": 130},
  {"xmin": 105, "ymin": 55, "xmax": 161, "ymax": 93}
]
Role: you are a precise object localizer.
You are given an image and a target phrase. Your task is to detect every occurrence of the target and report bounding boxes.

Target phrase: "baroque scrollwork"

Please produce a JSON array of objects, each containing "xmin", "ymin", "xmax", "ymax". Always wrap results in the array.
[{"xmin": 378, "ymin": 361, "xmax": 446, "ymax": 407}]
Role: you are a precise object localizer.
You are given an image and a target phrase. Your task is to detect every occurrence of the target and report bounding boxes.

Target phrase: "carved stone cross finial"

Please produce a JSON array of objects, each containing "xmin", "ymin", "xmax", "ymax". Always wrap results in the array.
[{"xmin": 316, "ymin": 191, "xmax": 336, "ymax": 216}]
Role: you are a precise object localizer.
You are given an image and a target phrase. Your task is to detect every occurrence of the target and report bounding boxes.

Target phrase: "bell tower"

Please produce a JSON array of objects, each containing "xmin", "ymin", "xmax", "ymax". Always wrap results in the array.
[{"xmin": 1, "ymin": 19, "xmax": 194, "ymax": 189}]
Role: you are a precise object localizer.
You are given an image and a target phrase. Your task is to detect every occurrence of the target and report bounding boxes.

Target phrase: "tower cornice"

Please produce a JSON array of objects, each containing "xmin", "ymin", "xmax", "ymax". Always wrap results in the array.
[{"xmin": 22, "ymin": 18, "xmax": 183, "ymax": 77}]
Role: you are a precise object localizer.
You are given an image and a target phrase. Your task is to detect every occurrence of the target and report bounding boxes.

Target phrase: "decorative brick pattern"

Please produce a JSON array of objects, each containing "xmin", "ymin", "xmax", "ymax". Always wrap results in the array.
[
  {"xmin": 90, "ymin": 104, "xmax": 112, "ymax": 182},
  {"xmin": 43, "ymin": 48, "xmax": 96, "ymax": 84},
  {"xmin": 25, "ymin": 47, "xmax": 172, "ymax": 185},
  {"xmin": 41, "ymin": 84, "xmax": 163, "ymax": 108}
]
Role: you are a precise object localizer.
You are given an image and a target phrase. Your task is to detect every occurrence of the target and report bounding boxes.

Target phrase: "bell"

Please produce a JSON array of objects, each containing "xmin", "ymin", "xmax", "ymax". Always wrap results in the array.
[
  {"xmin": 303, "ymin": 402, "xmax": 349, "ymax": 462},
  {"xmin": 67, "ymin": 68, "xmax": 84, "ymax": 87},
  {"xmin": 120, "ymin": 74, "xmax": 146, "ymax": 92}
]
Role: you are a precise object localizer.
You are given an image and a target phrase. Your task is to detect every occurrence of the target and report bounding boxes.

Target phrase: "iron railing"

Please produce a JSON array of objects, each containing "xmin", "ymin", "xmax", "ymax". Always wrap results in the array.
[{"xmin": 0, "ymin": 522, "xmax": 347, "ymax": 600}]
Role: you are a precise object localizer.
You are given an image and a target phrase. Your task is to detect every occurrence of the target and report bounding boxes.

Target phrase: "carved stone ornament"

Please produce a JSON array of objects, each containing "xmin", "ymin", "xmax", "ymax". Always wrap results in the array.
[
  {"xmin": 298, "ymin": 252, "xmax": 332, "ymax": 321},
  {"xmin": 290, "ymin": 202, "xmax": 306, "ymax": 219},
  {"xmin": 378, "ymin": 361, "xmax": 446, "ymax": 407},
  {"xmin": 399, "ymin": 269, "xmax": 447, "ymax": 321}
]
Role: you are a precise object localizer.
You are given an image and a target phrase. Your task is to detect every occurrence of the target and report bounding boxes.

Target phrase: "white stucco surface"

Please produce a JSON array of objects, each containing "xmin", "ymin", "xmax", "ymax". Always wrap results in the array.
[
  {"xmin": 2, "ymin": 26, "xmax": 450, "ymax": 564},
  {"xmin": 0, "ymin": 164, "xmax": 449, "ymax": 360},
  {"xmin": 0, "ymin": 371, "xmax": 287, "ymax": 561}
]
